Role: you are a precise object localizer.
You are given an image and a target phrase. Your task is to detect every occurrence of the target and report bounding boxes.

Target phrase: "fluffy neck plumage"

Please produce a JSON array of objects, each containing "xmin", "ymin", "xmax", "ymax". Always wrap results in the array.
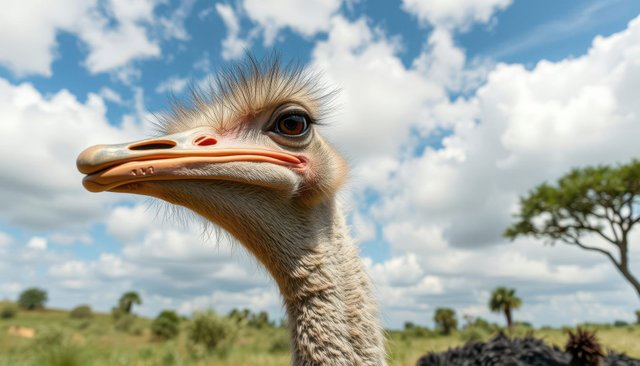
[
  {"xmin": 166, "ymin": 182, "xmax": 387, "ymax": 365},
  {"xmin": 279, "ymin": 203, "xmax": 387, "ymax": 365}
]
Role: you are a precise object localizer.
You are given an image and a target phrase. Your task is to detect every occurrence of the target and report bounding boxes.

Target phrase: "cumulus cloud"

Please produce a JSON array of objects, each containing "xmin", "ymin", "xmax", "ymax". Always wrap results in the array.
[
  {"xmin": 0, "ymin": 0, "xmax": 92, "ymax": 76},
  {"xmin": 216, "ymin": 4, "xmax": 250, "ymax": 60},
  {"xmin": 0, "ymin": 78, "xmax": 146, "ymax": 229},
  {"xmin": 243, "ymin": 0, "xmax": 343, "ymax": 44},
  {"xmin": 26, "ymin": 237, "xmax": 48, "ymax": 251},
  {"xmin": 310, "ymin": 17, "xmax": 448, "ymax": 187},
  {"xmin": 0, "ymin": 0, "xmax": 192, "ymax": 76},
  {"xmin": 155, "ymin": 75, "xmax": 190, "ymax": 94},
  {"xmin": 402, "ymin": 0, "xmax": 512, "ymax": 31}
]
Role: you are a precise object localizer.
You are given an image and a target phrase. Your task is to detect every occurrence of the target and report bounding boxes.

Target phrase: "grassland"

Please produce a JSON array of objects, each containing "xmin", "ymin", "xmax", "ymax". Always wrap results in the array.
[{"xmin": 0, "ymin": 302, "xmax": 638, "ymax": 366}]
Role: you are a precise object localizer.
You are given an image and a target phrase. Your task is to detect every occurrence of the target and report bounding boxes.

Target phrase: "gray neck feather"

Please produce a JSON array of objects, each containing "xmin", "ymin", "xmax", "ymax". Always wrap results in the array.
[{"xmin": 278, "ymin": 203, "xmax": 387, "ymax": 365}]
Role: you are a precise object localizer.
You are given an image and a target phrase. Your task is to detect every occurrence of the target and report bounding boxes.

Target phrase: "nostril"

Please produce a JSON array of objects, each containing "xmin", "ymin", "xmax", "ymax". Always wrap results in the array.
[
  {"xmin": 194, "ymin": 135, "xmax": 217, "ymax": 146},
  {"xmin": 129, "ymin": 140, "xmax": 177, "ymax": 150}
]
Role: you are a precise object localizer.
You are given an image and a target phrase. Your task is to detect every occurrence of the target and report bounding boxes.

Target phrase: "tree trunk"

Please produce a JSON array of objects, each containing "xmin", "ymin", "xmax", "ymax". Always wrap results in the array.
[
  {"xmin": 618, "ymin": 265, "xmax": 640, "ymax": 299},
  {"xmin": 505, "ymin": 308, "xmax": 513, "ymax": 334},
  {"xmin": 617, "ymin": 241, "xmax": 640, "ymax": 300}
]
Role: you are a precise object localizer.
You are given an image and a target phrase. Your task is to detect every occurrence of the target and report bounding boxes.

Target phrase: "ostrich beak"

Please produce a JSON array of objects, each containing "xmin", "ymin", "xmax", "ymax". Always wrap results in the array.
[{"xmin": 77, "ymin": 127, "xmax": 304, "ymax": 193}]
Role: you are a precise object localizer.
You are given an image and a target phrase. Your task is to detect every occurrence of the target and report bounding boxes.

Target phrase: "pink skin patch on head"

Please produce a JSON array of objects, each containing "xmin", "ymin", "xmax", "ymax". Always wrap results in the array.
[{"xmin": 194, "ymin": 136, "xmax": 218, "ymax": 146}]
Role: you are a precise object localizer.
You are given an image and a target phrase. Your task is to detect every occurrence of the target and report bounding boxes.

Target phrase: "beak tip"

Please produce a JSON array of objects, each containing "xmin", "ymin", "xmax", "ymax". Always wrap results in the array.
[
  {"xmin": 76, "ymin": 144, "xmax": 106, "ymax": 174},
  {"xmin": 82, "ymin": 176, "xmax": 105, "ymax": 193}
]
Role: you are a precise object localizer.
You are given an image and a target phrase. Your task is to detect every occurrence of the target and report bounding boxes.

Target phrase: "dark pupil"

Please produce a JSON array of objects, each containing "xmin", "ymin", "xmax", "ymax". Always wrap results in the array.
[
  {"xmin": 280, "ymin": 115, "xmax": 306, "ymax": 134},
  {"xmin": 284, "ymin": 119, "xmax": 299, "ymax": 130}
]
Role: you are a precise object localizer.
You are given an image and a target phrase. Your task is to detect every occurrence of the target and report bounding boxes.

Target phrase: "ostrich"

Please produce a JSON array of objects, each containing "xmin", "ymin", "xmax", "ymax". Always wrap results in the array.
[{"xmin": 77, "ymin": 56, "xmax": 387, "ymax": 365}]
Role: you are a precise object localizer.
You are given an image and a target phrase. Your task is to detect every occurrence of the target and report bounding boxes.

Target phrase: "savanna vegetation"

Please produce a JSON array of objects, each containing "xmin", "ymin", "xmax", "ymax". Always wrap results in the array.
[{"xmin": 1, "ymin": 296, "xmax": 639, "ymax": 366}]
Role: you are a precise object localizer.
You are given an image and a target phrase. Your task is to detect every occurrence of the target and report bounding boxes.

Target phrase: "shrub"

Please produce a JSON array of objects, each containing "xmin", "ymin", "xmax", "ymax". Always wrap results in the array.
[
  {"xmin": 269, "ymin": 331, "xmax": 290, "ymax": 353},
  {"xmin": 248, "ymin": 310, "xmax": 272, "ymax": 329},
  {"xmin": 1, "ymin": 303, "xmax": 18, "ymax": 319},
  {"xmin": 33, "ymin": 327, "xmax": 67, "ymax": 350},
  {"xmin": 17, "ymin": 287, "xmax": 47, "ymax": 310},
  {"xmin": 613, "ymin": 320, "xmax": 628, "ymax": 327},
  {"xmin": 401, "ymin": 324, "xmax": 435, "ymax": 339},
  {"xmin": 459, "ymin": 326, "xmax": 488, "ymax": 342},
  {"xmin": 69, "ymin": 304, "xmax": 93, "ymax": 319},
  {"xmin": 36, "ymin": 345, "xmax": 86, "ymax": 366},
  {"xmin": 635, "ymin": 310, "xmax": 640, "ymax": 324},
  {"xmin": 465, "ymin": 317, "xmax": 500, "ymax": 333},
  {"xmin": 115, "ymin": 312, "xmax": 142, "ymax": 334},
  {"xmin": 187, "ymin": 310, "xmax": 236, "ymax": 355},
  {"xmin": 151, "ymin": 310, "xmax": 181, "ymax": 340}
]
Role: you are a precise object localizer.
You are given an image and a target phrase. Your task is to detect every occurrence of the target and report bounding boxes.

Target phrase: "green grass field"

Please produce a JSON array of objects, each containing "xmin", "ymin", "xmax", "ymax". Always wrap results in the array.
[{"xmin": 0, "ymin": 302, "xmax": 638, "ymax": 366}]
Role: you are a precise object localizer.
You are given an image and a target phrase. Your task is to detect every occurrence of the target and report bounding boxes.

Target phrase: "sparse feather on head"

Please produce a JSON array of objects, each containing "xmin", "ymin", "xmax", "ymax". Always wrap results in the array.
[{"xmin": 156, "ymin": 53, "xmax": 337, "ymax": 135}]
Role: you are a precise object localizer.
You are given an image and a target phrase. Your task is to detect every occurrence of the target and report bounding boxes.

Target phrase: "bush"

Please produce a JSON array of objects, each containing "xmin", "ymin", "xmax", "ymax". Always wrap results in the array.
[
  {"xmin": 248, "ymin": 311, "xmax": 272, "ymax": 329},
  {"xmin": 401, "ymin": 324, "xmax": 435, "ymax": 339},
  {"xmin": 33, "ymin": 327, "xmax": 67, "ymax": 350},
  {"xmin": 613, "ymin": 320, "xmax": 628, "ymax": 327},
  {"xmin": 36, "ymin": 345, "xmax": 86, "ymax": 366},
  {"xmin": 151, "ymin": 310, "xmax": 181, "ymax": 340},
  {"xmin": 1, "ymin": 303, "xmax": 18, "ymax": 319},
  {"xmin": 464, "ymin": 317, "xmax": 500, "ymax": 333},
  {"xmin": 69, "ymin": 304, "xmax": 93, "ymax": 319},
  {"xmin": 115, "ymin": 313, "xmax": 143, "ymax": 334},
  {"xmin": 459, "ymin": 326, "xmax": 489, "ymax": 342},
  {"xmin": 269, "ymin": 331, "xmax": 290, "ymax": 353},
  {"xmin": 187, "ymin": 310, "xmax": 236, "ymax": 355},
  {"xmin": 17, "ymin": 287, "xmax": 47, "ymax": 310},
  {"xmin": 635, "ymin": 310, "xmax": 640, "ymax": 324}
]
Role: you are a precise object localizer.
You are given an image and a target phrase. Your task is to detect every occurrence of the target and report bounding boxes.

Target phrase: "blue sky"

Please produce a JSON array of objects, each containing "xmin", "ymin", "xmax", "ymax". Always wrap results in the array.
[{"xmin": 1, "ymin": 0, "xmax": 639, "ymax": 329}]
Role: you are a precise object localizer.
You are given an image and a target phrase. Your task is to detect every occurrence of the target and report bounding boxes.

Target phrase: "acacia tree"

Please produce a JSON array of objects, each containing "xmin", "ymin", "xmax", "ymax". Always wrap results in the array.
[
  {"xmin": 434, "ymin": 307, "xmax": 457, "ymax": 335},
  {"xmin": 488, "ymin": 287, "xmax": 521, "ymax": 333},
  {"xmin": 505, "ymin": 160, "xmax": 640, "ymax": 299}
]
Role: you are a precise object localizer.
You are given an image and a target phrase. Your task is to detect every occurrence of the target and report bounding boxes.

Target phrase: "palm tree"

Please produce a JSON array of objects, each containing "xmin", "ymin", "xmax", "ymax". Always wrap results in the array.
[
  {"xmin": 489, "ymin": 287, "xmax": 522, "ymax": 333},
  {"xmin": 118, "ymin": 291, "xmax": 142, "ymax": 314}
]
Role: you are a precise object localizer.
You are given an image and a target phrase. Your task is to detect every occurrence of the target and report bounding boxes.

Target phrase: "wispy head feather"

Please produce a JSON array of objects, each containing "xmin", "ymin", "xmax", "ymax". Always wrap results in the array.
[{"xmin": 156, "ymin": 53, "xmax": 336, "ymax": 135}]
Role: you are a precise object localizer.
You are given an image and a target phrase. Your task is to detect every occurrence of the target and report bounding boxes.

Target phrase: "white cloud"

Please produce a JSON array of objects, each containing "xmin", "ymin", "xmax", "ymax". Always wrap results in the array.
[
  {"xmin": 155, "ymin": 76, "xmax": 190, "ymax": 94},
  {"xmin": 243, "ymin": 0, "xmax": 343, "ymax": 44},
  {"xmin": 0, "ymin": 232, "xmax": 12, "ymax": 249},
  {"xmin": 0, "ymin": 78, "xmax": 146, "ymax": 229},
  {"xmin": 26, "ymin": 237, "xmax": 47, "ymax": 251},
  {"xmin": 310, "ymin": 16, "xmax": 448, "ymax": 190},
  {"xmin": 402, "ymin": 0, "xmax": 512, "ymax": 31},
  {"xmin": 0, "ymin": 0, "xmax": 193, "ymax": 76},
  {"xmin": 0, "ymin": 0, "xmax": 92, "ymax": 76},
  {"xmin": 106, "ymin": 205, "xmax": 153, "ymax": 242},
  {"xmin": 216, "ymin": 4, "xmax": 250, "ymax": 60},
  {"xmin": 99, "ymin": 87, "xmax": 124, "ymax": 104},
  {"xmin": 80, "ymin": 20, "xmax": 161, "ymax": 74},
  {"xmin": 48, "ymin": 233, "xmax": 93, "ymax": 246}
]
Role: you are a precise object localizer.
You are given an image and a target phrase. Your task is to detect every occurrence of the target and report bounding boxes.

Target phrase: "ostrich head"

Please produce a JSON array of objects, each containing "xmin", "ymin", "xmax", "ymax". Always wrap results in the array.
[
  {"xmin": 77, "ymin": 56, "xmax": 385, "ymax": 365},
  {"xmin": 78, "ymin": 57, "xmax": 347, "ymax": 277}
]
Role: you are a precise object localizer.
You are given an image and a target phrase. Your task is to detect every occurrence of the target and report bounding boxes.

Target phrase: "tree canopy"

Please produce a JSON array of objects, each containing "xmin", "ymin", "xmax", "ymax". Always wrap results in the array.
[
  {"xmin": 505, "ymin": 160, "xmax": 640, "ymax": 299},
  {"xmin": 17, "ymin": 287, "xmax": 48, "ymax": 310},
  {"xmin": 118, "ymin": 291, "xmax": 142, "ymax": 314}
]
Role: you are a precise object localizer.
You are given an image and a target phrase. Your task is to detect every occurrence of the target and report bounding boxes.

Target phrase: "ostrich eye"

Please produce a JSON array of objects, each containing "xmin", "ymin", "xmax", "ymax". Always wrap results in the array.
[{"xmin": 274, "ymin": 113, "xmax": 309, "ymax": 136}]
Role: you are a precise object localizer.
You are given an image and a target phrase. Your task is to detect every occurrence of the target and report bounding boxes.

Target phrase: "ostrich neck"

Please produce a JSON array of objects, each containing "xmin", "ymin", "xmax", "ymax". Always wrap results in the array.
[
  {"xmin": 286, "ymin": 204, "xmax": 386, "ymax": 365},
  {"xmin": 243, "ymin": 201, "xmax": 387, "ymax": 365}
]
